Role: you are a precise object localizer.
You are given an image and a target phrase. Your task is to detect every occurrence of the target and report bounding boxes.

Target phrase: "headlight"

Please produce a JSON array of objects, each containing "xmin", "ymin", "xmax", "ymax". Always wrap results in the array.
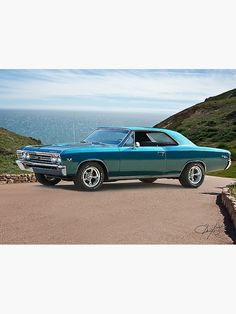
[
  {"xmin": 20, "ymin": 151, "xmax": 30, "ymax": 160},
  {"xmin": 51, "ymin": 155, "xmax": 58, "ymax": 163},
  {"xmin": 22, "ymin": 151, "xmax": 27, "ymax": 159},
  {"xmin": 51, "ymin": 154, "xmax": 61, "ymax": 164}
]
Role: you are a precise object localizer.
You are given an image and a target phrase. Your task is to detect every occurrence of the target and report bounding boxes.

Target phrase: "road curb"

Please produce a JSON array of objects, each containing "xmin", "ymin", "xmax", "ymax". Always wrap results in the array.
[{"xmin": 221, "ymin": 186, "xmax": 236, "ymax": 229}]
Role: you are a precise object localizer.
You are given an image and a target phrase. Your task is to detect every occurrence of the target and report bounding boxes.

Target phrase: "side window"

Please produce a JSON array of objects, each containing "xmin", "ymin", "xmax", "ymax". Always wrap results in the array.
[
  {"xmin": 123, "ymin": 133, "xmax": 134, "ymax": 147},
  {"xmin": 148, "ymin": 132, "xmax": 178, "ymax": 146}
]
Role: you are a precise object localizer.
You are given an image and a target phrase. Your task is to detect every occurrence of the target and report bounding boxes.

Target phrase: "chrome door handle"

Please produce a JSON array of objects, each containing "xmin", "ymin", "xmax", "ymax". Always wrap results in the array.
[{"xmin": 158, "ymin": 151, "xmax": 165, "ymax": 156}]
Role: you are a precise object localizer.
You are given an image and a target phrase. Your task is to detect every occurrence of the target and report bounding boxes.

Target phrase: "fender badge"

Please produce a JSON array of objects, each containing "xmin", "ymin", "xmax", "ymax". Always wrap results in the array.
[{"xmin": 66, "ymin": 158, "xmax": 72, "ymax": 161}]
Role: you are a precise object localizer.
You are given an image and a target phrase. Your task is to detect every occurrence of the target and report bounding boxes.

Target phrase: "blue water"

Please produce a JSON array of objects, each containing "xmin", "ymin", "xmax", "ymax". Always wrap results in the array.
[{"xmin": 0, "ymin": 109, "xmax": 169, "ymax": 144}]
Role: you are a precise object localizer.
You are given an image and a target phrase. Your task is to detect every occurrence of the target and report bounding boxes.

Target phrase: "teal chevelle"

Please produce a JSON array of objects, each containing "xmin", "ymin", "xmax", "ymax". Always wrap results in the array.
[{"xmin": 16, "ymin": 127, "xmax": 231, "ymax": 191}]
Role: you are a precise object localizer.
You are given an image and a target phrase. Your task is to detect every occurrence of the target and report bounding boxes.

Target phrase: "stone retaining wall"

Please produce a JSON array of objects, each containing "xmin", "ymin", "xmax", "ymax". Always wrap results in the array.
[
  {"xmin": 0, "ymin": 173, "xmax": 36, "ymax": 184},
  {"xmin": 221, "ymin": 186, "xmax": 236, "ymax": 229}
]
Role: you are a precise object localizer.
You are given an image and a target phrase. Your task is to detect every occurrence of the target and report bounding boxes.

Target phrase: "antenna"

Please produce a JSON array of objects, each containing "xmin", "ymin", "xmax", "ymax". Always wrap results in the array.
[{"xmin": 73, "ymin": 121, "xmax": 76, "ymax": 143}]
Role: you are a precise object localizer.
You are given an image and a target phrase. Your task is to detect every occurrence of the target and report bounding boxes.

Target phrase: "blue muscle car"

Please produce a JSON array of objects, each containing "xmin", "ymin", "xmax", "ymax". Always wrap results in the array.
[{"xmin": 16, "ymin": 127, "xmax": 231, "ymax": 191}]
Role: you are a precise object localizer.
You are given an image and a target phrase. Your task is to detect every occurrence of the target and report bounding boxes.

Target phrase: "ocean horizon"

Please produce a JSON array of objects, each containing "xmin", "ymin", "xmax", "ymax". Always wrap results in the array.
[{"xmin": 0, "ymin": 109, "xmax": 169, "ymax": 144}]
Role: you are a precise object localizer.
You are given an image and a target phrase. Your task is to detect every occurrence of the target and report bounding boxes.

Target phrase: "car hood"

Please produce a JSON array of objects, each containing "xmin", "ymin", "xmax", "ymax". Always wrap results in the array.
[{"xmin": 21, "ymin": 142, "xmax": 115, "ymax": 154}]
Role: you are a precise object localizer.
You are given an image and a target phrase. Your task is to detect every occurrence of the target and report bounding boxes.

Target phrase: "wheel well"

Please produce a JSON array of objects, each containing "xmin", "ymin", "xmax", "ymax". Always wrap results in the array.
[
  {"xmin": 182, "ymin": 161, "xmax": 206, "ymax": 173},
  {"xmin": 77, "ymin": 160, "xmax": 109, "ymax": 180}
]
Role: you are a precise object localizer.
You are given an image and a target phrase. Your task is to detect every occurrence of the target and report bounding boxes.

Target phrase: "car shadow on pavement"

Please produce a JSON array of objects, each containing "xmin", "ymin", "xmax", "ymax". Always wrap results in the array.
[
  {"xmin": 216, "ymin": 194, "xmax": 236, "ymax": 244},
  {"xmin": 34, "ymin": 181, "xmax": 184, "ymax": 192}
]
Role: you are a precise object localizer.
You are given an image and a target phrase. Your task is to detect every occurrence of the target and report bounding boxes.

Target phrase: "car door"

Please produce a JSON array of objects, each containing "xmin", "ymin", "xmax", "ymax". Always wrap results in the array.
[{"xmin": 119, "ymin": 132, "xmax": 166, "ymax": 177}]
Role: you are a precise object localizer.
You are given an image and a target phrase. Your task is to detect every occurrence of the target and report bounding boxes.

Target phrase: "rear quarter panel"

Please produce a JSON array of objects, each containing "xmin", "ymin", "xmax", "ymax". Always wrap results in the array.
[{"xmin": 164, "ymin": 145, "xmax": 229, "ymax": 176}]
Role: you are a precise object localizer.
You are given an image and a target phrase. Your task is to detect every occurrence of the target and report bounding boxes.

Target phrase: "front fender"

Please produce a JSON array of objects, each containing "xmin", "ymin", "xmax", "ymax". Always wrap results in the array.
[{"xmin": 61, "ymin": 150, "xmax": 120, "ymax": 177}]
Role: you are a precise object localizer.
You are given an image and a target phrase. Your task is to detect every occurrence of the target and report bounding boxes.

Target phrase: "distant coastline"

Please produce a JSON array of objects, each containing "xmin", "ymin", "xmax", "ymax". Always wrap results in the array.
[{"xmin": 0, "ymin": 109, "xmax": 167, "ymax": 144}]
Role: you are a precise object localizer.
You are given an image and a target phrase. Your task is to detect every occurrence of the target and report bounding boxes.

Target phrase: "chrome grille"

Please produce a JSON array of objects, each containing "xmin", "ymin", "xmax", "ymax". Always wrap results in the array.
[{"xmin": 28, "ymin": 152, "xmax": 52, "ymax": 163}]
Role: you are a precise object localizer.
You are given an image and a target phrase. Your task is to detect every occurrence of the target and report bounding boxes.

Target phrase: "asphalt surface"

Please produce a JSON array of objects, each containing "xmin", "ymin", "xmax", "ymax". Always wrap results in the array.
[{"xmin": 0, "ymin": 176, "xmax": 235, "ymax": 244}]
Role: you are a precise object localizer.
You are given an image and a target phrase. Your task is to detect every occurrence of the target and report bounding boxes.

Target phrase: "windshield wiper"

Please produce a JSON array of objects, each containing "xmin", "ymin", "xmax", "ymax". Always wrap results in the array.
[
  {"xmin": 81, "ymin": 140, "xmax": 107, "ymax": 145},
  {"xmin": 91, "ymin": 141, "xmax": 107, "ymax": 145},
  {"xmin": 80, "ymin": 140, "xmax": 92, "ymax": 144}
]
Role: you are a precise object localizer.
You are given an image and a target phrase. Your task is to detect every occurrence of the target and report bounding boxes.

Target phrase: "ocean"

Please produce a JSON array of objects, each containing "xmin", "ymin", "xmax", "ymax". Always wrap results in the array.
[{"xmin": 0, "ymin": 109, "xmax": 169, "ymax": 144}]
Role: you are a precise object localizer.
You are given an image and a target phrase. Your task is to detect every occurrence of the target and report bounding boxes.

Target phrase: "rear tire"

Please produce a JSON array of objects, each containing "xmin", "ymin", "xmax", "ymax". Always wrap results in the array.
[
  {"xmin": 35, "ymin": 173, "xmax": 61, "ymax": 186},
  {"xmin": 179, "ymin": 163, "xmax": 205, "ymax": 188},
  {"xmin": 74, "ymin": 162, "xmax": 104, "ymax": 191},
  {"xmin": 139, "ymin": 178, "xmax": 157, "ymax": 183}
]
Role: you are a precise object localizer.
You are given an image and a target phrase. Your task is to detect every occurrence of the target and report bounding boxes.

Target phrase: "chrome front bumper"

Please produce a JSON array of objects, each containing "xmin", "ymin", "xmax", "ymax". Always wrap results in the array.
[{"xmin": 16, "ymin": 160, "xmax": 67, "ymax": 176}]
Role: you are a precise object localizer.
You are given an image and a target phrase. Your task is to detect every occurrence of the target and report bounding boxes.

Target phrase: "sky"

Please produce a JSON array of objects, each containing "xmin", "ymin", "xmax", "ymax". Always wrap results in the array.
[{"xmin": 0, "ymin": 69, "xmax": 235, "ymax": 114}]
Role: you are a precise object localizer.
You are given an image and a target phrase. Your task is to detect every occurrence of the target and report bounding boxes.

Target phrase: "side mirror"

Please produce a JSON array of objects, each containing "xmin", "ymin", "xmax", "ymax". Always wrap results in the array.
[{"xmin": 135, "ymin": 142, "xmax": 140, "ymax": 147}]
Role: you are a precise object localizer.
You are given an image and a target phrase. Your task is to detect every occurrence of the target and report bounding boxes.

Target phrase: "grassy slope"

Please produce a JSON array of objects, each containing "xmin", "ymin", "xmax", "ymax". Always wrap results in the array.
[
  {"xmin": 0, "ymin": 128, "xmax": 41, "ymax": 174},
  {"xmin": 229, "ymin": 184, "xmax": 236, "ymax": 197},
  {"xmin": 155, "ymin": 88, "xmax": 236, "ymax": 178}
]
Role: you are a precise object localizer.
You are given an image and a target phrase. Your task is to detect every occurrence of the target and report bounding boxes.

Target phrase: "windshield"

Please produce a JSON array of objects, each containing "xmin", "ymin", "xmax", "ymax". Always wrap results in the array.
[{"xmin": 83, "ymin": 129, "xmax": 129, "ymax": 145}]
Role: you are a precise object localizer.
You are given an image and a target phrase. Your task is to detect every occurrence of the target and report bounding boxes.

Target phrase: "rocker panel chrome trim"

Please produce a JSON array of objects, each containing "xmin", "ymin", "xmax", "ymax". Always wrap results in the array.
[{"xmin": 109, "ymin": 174, "xmax": 179, "ymax": 181}]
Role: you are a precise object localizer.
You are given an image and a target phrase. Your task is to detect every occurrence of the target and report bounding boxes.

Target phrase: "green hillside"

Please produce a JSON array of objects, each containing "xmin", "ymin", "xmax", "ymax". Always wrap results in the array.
[
  {"xmin": 0, "ymin": 128, "xmax": 41, "ymax": 174},
  {"xmin": 154, "ymin": 88, "xmax": 236, "ymax": 178}
]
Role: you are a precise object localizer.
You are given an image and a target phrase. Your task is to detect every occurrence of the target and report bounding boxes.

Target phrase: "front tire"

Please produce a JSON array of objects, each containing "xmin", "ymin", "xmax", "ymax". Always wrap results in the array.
[
  {"xmin": 139, "ymin": 178, "xmax": 157, "ymax": 183},
  {"xmin": 179, "ymin": 163, "xmax": 205, "ymax": 188},
  {"xmin": 35, "ymin": 173, "xmax": 61, "ymax": 186},
  {"xmin": 74, "ymin": 162, "xmax": 104, "ymax": 191}
]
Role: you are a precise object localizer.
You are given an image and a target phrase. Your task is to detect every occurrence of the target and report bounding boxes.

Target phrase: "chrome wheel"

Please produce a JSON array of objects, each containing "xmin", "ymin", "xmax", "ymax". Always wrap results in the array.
[
  {"xmin": 188, "ymin": 165, "xmax": 202, "ymax": 185},
  {"xmin": 82, "ymin": 166, "xmax": 101, "ymax": 188},
  {"xmin": 74, "ymin": 162, "xmax": 105, "ymax": 191}
]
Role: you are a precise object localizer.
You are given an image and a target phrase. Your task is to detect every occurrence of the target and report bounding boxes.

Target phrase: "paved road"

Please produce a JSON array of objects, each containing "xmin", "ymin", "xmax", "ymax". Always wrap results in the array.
[{"xmin": 0, "ymin": 176, "xmax": 235, "ymax": 244}]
